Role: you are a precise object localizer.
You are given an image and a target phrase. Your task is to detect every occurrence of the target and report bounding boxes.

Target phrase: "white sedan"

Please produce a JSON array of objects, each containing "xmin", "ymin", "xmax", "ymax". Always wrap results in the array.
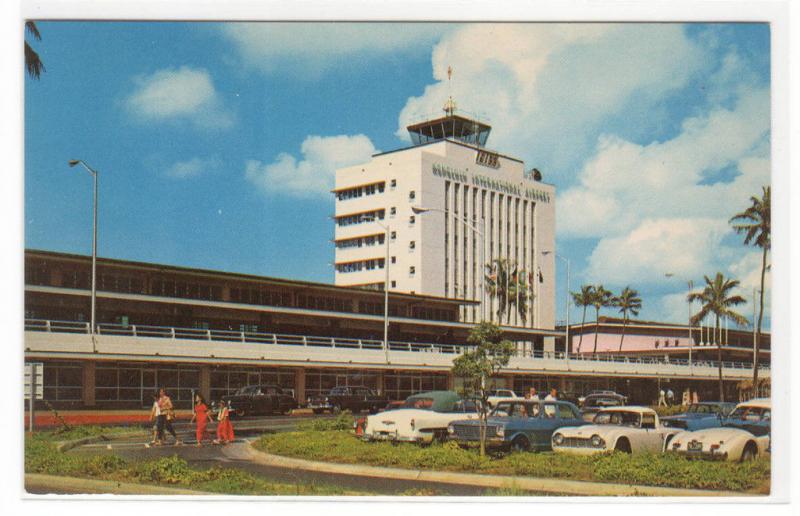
[
  {"xmin": 486, "ymin": 388, "xmax": 520, "ymax": 408},
  {"xmin": 552, "ymin": 406, "xmax": 679, "ymax": 455},
  {"xmin": 363, "ymin": 391, "xmax": 479, "ymax": 443},
  {"xmin": 667, "ymin": 399, "xmax": 771, "ymax": 461}
]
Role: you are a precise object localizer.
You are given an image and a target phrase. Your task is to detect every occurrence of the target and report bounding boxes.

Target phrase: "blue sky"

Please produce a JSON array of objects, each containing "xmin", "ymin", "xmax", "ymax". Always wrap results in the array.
[{"xmin": 24, "ymin": 22, "xmax": 771, "ymax": 327}]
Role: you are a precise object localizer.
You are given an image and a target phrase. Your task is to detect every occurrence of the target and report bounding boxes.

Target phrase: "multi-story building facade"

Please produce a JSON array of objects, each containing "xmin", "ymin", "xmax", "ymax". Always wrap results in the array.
[{"xmin": 333, "ymin": 110, "xmax": 556, "ymax": 340}]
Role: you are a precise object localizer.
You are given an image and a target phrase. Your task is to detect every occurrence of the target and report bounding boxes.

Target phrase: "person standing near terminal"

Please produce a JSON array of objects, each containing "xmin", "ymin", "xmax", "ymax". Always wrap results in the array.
[
  {"xmin": 158, "ymin": 388, "xmax": 183, "ymax": 445},
  {"xmin": 545, "ymin": 388, "xmax": 558, "ymax": 401},
  {"xmin": 214, "ymin": 400, "xmax": 235, "ymax": 445},
  {"xmin": 658, "ymin": 388, "xmax": 666, "ymax": 407},
  {"xmin": 190, "ymin": 393, "xmax": 214, "ymax": 447},
  {"xmin": 149, "ymin": 392, "xmax": 162, "ymax": 445},
  {"xmin": 666, "ymin": 388, "xmax": 675, "ymax": 407}
]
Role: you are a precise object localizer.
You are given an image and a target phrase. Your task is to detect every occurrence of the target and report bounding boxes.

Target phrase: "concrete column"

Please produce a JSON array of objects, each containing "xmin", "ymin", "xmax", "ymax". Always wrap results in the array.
[
  {"xmin": 82, "ymin": 361, "xmax": 96, "ymax": 407},
  {"xmin": 199, "ymin": 365, "xmax": 211, "ymax": 401},
  {"xmin": 376, "ymin": 370, "xmax": 385, "ymax": 396},
  {"xmin": 295, "ymin": 368, "xmax": 306, "ymax": 403}
]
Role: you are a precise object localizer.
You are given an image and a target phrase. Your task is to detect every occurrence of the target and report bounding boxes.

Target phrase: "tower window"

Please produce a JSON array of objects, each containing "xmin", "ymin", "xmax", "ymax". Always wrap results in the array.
[{"xmin": 408, "ymin": 191, "xmax": 416, "ymax": 201}]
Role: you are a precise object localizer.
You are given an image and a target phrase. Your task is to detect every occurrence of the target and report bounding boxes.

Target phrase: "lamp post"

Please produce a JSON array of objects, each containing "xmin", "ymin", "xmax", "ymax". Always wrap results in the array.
[
  {"xmin": 412, "ymin": 206, "xmax": 486, "ymax": 321},
  {"xmin": 359, "ymin": 215, "xmax": 390, "ymax": 364},
  {"xmin": 68, "ymin": 159, "xmax": 98, "ymax": 347},
  {"xmin": 542, "ymin": 251, "xmax": 569, "ymax": 361}
]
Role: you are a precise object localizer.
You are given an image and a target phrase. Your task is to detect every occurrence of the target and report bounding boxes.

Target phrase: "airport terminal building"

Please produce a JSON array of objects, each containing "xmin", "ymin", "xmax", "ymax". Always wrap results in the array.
[{"xmin": 22, "ymin": 106, "xmax": 769, "ymax": 409}]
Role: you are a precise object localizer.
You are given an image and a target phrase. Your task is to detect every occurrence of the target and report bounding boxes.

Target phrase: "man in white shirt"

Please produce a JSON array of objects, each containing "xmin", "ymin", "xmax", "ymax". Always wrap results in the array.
[{"xmin": 545, "ymin": 388, "xmax": 558, "ymax": 401}]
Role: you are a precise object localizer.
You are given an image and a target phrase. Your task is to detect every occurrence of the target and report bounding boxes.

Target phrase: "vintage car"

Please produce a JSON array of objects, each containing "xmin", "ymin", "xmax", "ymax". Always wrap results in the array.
[
  {"xmin": 661, "ymin": 402, "xmax": 736, "ymax": 431},
  {"xmin": 447, "ymin": 399, "xmax": 586, "ymax": 452},
  {"xmin": 307, "ymin": 386, "xmax": 388, "ymax": 414},
  {"xmin": 578, "ymin": 392, "xmax": 627, "ymax": 421},
  {"xmin": 667, "ymin": 399, "xmax": 771, "ymax": 461},
  {"xmin": 485, "ymin": 388, "xmax": 520, "ymax": 408},
  {"xmin": 362, "ymin": 391, "xmax": 479, "ymax": 443},
  {"xmin": 222, "ymin": 384, "xmax": 298, "ymax": 417},
  {"xmin": 552, "ymin": 406, "xmax": 679, "ymax": 455}
]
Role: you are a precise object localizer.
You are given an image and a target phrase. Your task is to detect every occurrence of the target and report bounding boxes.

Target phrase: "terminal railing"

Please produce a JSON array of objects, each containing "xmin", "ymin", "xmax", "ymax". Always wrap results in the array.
[{"xmin": 24, "ymin": 319, "xmax": 769, "ymax": 371}]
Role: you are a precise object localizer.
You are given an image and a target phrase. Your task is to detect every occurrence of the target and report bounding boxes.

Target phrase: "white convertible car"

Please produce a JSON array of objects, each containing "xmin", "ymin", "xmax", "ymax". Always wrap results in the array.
[
  {"xmin": 552, "ymin": 406, "xmax": 679, "ymax": 455},
  {"xmin": 363, "ymin": 391, "xmax": 479, "ymax": 443},
  {"xmin": 667, "ymin": 398, "xmax": 771, "ymax": 461}
]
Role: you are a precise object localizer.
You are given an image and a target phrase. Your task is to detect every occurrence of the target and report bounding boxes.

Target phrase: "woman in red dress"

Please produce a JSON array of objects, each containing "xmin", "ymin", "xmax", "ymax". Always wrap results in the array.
[
  {"xmin": 214, "ymin": 401, "xmax": 235, "ymax": 445},
  {"xmin": 190, "ymin": 393, "xmax": 213, "ymax": 447}
]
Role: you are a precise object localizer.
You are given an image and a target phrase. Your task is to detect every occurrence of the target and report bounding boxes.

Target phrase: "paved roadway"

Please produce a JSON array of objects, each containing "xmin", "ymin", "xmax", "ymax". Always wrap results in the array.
[{"xmin": 65, "ymin": 414, "xmax": 497, "ymax": 496}]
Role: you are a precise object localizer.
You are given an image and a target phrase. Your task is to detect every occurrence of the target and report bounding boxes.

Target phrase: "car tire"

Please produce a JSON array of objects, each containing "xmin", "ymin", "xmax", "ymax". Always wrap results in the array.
[
  {"xmin": 511, "ymin": 435, "xmax": 530, "ymax": 452},
  {"xmin": 741, "ymin": 442, "xmax": 757, "ymax": 462},
  {"xmin": 614, "ymin": 438, "xmax": 632, "ymax": 454},
  {"xmin": 312, "ymin": 409, "xmax": 323, "ymax": 415}
]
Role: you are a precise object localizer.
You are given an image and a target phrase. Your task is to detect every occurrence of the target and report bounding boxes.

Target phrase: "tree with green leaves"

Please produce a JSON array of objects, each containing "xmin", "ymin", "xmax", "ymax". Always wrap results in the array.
[
  {"xmin": 591, "ymin": 285, "xmax": 615, "ymax": 354},
  {"xmin": 614, "ymin": 286, "xmax": 642, "ymax": 352},
  {"xmin": 451, "ymin": 322, "xmax": 515, "ymax": 456},
  {"xmin": 688, "ymin": 273, "xmax": 749, "ymax": 402},
  {"xmin": 571, "ymin": 285, "xmax": 595, "ymax": 353},
  {"xmin": 25, "ymin": 22, "xmax": 45, "ymax": 80},
  {"xmin": 730, "ymin": 186, "xmax": 770, "ymax": 389}
]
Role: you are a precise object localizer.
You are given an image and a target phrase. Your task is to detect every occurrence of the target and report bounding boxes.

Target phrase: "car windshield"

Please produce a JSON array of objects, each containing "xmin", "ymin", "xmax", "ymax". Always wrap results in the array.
[
  {"xmin": 729, "ymin": 406, "xmax": 769, "ymax": 421},
  {"xmin": 593, "ymin": 411, "xmax": 641, "ymax": 427},
  {"xmin": 688, "ymin": 404, "xmax": 717, "ymax": 414},
  {"xmin": 402, "ymin": 397, "xmax": 434, "ymax": 410},
  {"xmin": 492, "ymin": 402, "xmax": 540, "ymax": 418}
]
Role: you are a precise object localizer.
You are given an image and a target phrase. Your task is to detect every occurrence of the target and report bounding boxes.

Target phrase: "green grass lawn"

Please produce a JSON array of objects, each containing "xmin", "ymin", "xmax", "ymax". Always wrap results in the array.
[{"xmin": 254, "ymin": 429, "xmax": 771, "ymax": 493}]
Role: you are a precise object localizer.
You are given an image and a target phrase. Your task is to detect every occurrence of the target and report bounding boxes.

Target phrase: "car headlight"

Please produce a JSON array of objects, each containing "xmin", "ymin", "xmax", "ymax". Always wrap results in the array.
[
  {"xmin": 591, "ymin": 434, "xmax": 605, "ymax": 448},
  {"xmin": 496, "ymin": 426, "xmax": 505, "ymax": 437},
  {"xmin": 553, "ymin": 433, "xmax": 564, "ymax": 445},
  {"xmin": 447, "ymin": 424, "xmax": 455, "ymax": 434}
]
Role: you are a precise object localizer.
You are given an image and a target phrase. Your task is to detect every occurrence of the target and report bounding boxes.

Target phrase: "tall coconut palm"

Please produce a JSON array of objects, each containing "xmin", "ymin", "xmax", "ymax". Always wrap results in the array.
[
  {"xmin": 688, "ymin": 273, "xmax": 749, "ymax": 402},
  {"xmin": 571, "ymin": 285, "xmax": 595, "ymax": 353},
  {"xmin": 25, "ymin": 21, "xmax": 45, "ymax": 80},
  {"xmin": 591, "ymin": 285, "xmax": 614, "ymax": 354},
  {"xmin": 508, "ymin": 264, "xmax": 531, "ymax": 325},
  {"xmin": 730, "ymin": 186, "xmax": 770, "ymax": 389},
  {"xmin": 614, "ymin": 287, "xmax": 642, "ymax": 352}
]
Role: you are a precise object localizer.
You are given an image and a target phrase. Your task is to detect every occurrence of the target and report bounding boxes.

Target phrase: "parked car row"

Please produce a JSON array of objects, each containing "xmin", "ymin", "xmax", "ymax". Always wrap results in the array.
[{"xmin": 356, "ymin": 389, "xmax": 771, "ymax": 463}]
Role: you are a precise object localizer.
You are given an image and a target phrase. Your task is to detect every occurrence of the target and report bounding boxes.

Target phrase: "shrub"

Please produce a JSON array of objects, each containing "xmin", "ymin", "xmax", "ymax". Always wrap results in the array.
[
  {"xmin": 132, "ymin": 455, "xmax": 203, "ymax": 484},
  {"xmin": 297, "ymin": 411, "xmax": 355, "ymax": 432}
]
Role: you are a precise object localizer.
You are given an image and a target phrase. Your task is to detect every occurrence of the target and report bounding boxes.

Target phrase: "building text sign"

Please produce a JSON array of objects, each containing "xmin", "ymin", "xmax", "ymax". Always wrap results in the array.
[
  {"xmin": 431, "ymin": 163, "xmax": 551, "ymax": 203},
  {"xmin": 25, "ymin": 362, "xmax": 44, "ymax": 400}
]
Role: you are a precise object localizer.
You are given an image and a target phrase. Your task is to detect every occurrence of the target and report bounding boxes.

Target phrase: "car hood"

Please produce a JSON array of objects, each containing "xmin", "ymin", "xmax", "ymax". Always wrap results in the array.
[{"xmin": 674, "ymin": 427, "xmax": 754, "ymax": 442}]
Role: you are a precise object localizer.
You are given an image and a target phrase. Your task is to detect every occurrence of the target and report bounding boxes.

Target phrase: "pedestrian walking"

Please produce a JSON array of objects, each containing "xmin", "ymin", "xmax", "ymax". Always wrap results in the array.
[
  {"xmin": 666, "ymin": 388, "xmax": 675, "ymax": 407},
  {"xmin": 190, "ymin": 393, "xmax": 214, "ymax": 447},
  {"xmin": 149, "ymin": 392, "xmax": 162, "ymax": 445},
  {"xmin": 214, "ymin": 400, "xmax": 235, "ymax": 445},
  {"xmin": 158, "ymin": 388, "xmax": 183, "ymax": 446},
  {"xmin": 658, "ymin": 388, "xmax": 666, "ymax": 407}
]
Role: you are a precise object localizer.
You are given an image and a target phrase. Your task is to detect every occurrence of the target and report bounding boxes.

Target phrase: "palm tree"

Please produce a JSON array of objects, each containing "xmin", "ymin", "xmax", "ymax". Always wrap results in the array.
[
  {"xmin": 590, "ymin": 285, "xmax": 614, "ymax": 354},
  {"xmin": 485, "ymin": 258, "xmax": 511, "ymax": 324},
  {"xmin": 571, "ymin": 285, "xmax": 595, "ymax": 353},
  {"xmin": 614, "ymin": 287, "xmax": 642, "ymax": 352},
  {"xmin": 730, "ymin": 186, "xmax": 770, "ymax": 390},
  {"xmin": 508, "ymin": 264, "xmax": 531, "ymax": 325},
  {"xmin": 688, "ymin": 273, "xmax": 749, "ymax": 402},
  {"xmin": 25, "ymin": 21, "xmax": 45, "ymax": 80}
]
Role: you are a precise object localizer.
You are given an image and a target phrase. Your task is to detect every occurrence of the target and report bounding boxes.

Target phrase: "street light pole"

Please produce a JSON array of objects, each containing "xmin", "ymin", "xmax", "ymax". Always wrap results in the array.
[
  {"xmin": 68, "ymin": 160, "xmax": 98, "ymax": 349},
  {"xmin": 543, "ymin": 251, "xmax": 569, "ymax": 361},
  {"xmin": 412, "ymin": 206, "xmax": 485, "ymax": 321}
]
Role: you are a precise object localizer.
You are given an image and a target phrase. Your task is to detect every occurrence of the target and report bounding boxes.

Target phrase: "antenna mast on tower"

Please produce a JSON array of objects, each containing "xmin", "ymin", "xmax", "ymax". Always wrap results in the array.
[{"xmin": 443, "ymin": 65, "xmax": 457, "ymax": 116}]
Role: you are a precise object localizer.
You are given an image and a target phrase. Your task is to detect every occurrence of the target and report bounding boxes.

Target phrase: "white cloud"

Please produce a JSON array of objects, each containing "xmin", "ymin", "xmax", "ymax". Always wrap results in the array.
[
  {"xmin": 585, "ymin": 218, "xmax": 730, "ymax": 285},
  {"xmin": 126, "ymin": 66, "xmax": 234, "ymax": 129},
  {"xmin": 166, "ymin": 157, "xmax": 222, "ymax": 179},
  {"xmin": 245, "ymin": 134, "xmax": 377, "ymax": 198},
  {"xmin": 220, "ymin": 23, "xmax": 446, "ymax": 76},
  {"xmin": 397, "ymin": 24, "xmax": 706, "ymax": 175}
]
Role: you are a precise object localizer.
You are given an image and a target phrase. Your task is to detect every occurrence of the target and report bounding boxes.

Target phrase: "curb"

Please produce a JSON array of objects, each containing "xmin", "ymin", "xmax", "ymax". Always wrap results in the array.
[
  {"xmin": 25, "ymin": 473, "xmax": 210, "ymax": 496},
  {"xmin": 56, "ymin": 431, "xmax": 147, "ymax": 452},
  {"xmin": 245, "ymin": 443, "xmax": 749, "ymax": 497}
]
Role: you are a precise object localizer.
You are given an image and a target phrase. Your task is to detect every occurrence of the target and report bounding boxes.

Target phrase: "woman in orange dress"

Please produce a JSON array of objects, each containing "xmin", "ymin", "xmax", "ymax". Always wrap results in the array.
[
  {"xmin": 190, "ymin": 393, "xmax": 213, "ymax": 447},
  {"xmin": 214, "ymin": 401, "xmax": 235, "ymax": 444}
]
